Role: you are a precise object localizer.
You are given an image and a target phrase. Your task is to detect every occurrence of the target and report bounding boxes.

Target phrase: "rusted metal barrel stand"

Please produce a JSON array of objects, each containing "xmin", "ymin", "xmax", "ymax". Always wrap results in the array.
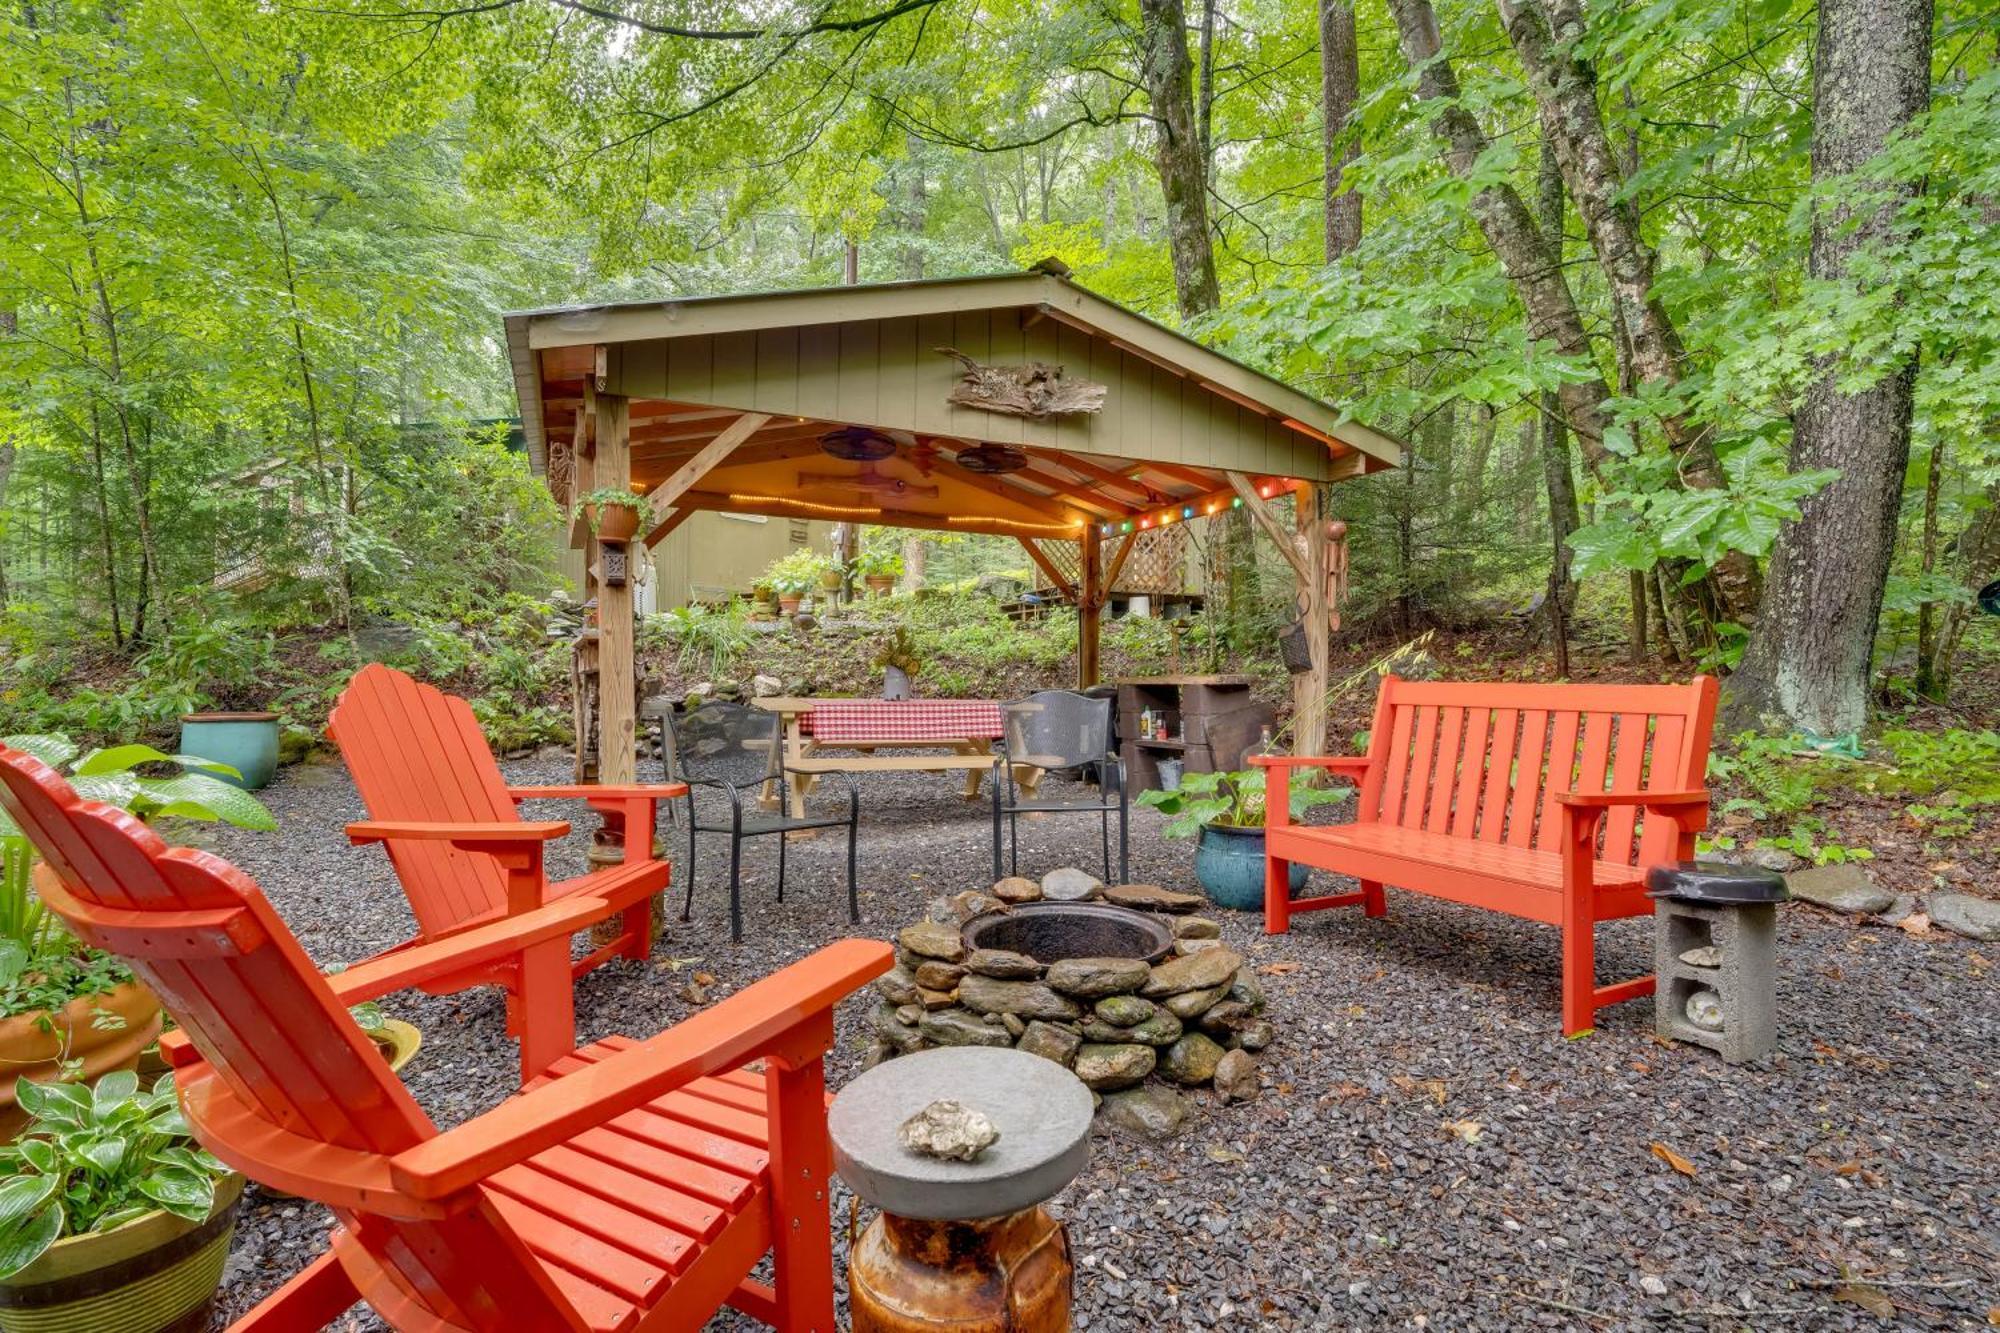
[{"xmin": 830, "ymin": 1047, "xmax": 1094, "ymax": 1333}]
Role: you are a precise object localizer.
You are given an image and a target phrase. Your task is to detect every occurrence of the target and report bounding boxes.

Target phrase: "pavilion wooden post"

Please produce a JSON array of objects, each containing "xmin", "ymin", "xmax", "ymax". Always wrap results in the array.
[
  {"xmin": 1291, "ymin": 483, "xmax": 1330, "ymax": 757},
  {"xmin": 1078, "ymin": 532, "xmax": 1103, "ymax": 688},
  {"xmin": 594, "ymin": 391, "xmax": 637, "ymax": 786}
]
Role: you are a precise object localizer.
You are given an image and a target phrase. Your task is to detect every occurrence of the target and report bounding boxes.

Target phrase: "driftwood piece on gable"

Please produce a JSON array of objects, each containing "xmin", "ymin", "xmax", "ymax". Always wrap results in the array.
[{"xmin": 937, "ymin": 348, "xmax": 1108, "ymax": 419}]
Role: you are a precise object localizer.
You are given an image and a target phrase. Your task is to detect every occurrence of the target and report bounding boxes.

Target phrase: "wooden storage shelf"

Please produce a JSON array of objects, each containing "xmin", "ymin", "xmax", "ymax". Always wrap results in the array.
[{"xmin": 1115, "ymin": 675, "xmax": 1272, "ymax": 793}]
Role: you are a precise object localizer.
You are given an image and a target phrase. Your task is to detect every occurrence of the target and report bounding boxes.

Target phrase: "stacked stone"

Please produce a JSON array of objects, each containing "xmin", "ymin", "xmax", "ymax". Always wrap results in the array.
[{"xmin": 866, "ymin": 869, "xmax": 1268, "ymax": 1137}]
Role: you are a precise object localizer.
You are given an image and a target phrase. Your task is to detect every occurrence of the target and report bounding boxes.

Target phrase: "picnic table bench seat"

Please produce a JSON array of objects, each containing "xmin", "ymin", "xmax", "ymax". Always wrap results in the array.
[{"xmin": 1254, "ymin": 675, "xmax": 1719, "ymax": 1035}]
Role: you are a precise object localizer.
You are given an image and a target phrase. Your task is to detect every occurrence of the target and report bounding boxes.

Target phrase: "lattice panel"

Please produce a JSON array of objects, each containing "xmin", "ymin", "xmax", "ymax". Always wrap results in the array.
[{"xmin": 1040, "ymin": 526, "xmax": 1192, "ymax": 598}]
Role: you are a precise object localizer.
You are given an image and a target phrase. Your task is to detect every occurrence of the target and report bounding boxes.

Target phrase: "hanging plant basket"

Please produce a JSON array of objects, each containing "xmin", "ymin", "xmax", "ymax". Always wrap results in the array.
[{"xmin": 589, "ymin": 503, "xmax": 642, "ymax": 543}]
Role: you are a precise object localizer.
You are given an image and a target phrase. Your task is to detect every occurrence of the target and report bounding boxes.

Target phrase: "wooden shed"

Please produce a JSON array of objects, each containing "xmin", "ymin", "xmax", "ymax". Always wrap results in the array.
[{"xmin": 503, "ymin": 271, "xmax": 1400, "ymax": 785}]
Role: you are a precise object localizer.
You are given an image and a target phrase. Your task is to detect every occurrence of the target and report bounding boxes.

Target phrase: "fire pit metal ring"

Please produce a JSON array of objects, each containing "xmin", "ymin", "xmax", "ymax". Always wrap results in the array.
[{"xmin": 961, "ymin": 901, "xmax": 1174, "ymax": 964}]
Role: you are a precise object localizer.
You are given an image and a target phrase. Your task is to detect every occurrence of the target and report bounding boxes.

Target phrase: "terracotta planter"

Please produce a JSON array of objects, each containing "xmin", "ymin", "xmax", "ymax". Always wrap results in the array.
[
  {"xmin": 0, "ymin": 1172, "xmax": 244, "ymax": 1333},
  {"xmin": 865, "ymin": 575, "xmax": 895, "ymax": 596},
  {"xmin": 588, "ymin": 502, "xmax": 642, "ymax": 543},
  {"xmin": 777, "ymin": 595, "xmax": 802, "ymax": 614},
  {"xmin": 0, "ymin": 977, "xmax": 163, "ymax": 1140}
]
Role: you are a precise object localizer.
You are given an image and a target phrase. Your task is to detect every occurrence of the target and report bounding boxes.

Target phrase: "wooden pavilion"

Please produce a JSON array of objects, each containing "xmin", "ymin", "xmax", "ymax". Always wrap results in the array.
[{"xmin": 503, "ymin": 271, "xmax": 1401, "ymax": 787}]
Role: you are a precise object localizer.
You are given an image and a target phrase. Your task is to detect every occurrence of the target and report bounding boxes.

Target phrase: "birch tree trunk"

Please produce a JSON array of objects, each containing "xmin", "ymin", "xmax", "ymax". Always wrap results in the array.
[
  {"xmin": 1136, "ymin": 0, "xmax": 1222, "ymax": 317},
  {"xmin": 1319, "ymin": 0, "xmax": 1362, "ymax": 259},
  {"xmin": 1726, "ymin": 0, "xmax": 1933, "ymax": 733}
]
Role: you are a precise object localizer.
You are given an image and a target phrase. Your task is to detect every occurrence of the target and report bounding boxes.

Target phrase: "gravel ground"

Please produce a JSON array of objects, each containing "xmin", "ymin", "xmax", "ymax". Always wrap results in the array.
[{"xmin": 202, "ymin": 755, "xmax": 1998, "ymax": 1331}]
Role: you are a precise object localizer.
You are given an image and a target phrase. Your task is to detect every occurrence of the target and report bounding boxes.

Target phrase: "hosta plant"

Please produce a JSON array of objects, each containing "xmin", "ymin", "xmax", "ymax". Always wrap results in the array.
[
  {"xmin": 1137, "ymin": 768, "xmax": 1351, "ymax": 836},
  {"xmin": 0, "ymin": 1071, "xmax": 233, "ymax": 1277}
]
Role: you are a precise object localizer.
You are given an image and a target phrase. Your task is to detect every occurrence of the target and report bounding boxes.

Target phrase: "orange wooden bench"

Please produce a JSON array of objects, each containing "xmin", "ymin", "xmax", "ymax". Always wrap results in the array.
[{"xmin": 1253, "ymin": 675, "xmax": 1718, "ymax": 1035}]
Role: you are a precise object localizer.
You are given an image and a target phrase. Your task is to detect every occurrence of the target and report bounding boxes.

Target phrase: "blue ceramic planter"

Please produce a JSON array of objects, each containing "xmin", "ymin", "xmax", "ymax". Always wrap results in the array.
[
  {"xmin": 1194, "ymin": 822, "xmax": 1306, "ymax": 912},
  {"xmin": 178, "ymin": 713, "xmax": 280, "ymax": 791}
]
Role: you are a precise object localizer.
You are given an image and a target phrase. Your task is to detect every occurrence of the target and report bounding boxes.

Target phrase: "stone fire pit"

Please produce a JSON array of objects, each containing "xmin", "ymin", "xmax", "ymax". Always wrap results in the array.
[{"xmin": 868, "ymin": 869, "xmax": 1271, "ymax": 1137}]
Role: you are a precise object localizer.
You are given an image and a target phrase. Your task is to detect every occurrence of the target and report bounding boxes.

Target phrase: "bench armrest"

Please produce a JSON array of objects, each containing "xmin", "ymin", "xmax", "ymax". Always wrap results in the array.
[
  {"xmin": 1246, "ymin": 754, "xmax": 1373, "ymax": 775},
  {"xmin": 387, "ymin": 937, "xmax": 894, "ymax": 1198},
  {"xmin": 346, "ymin": 820, "xmax": 570, "ymax": 845},
  {"xmin": 1555, "ymin": 789, "xmax": 1708, "ymax": 810}
]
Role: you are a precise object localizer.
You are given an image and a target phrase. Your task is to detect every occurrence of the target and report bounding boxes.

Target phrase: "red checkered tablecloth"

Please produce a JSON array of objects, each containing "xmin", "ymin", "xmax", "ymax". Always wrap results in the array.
[{"xmin": 807, "ymin": 700, "xmax": 1004, "ymax": 746}]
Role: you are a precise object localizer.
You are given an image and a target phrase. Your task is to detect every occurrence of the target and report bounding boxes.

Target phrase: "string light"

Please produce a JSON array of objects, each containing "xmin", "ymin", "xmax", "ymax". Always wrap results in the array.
[
  {"xmin": 946, "ymin": 515, "xmax": 1084, "ymax": 538},
  {"xmin": 1182, "ymin": 505, "xmax": 1194, "ymax": 519},
  {"xmin": 727, "ymin": 493, "xmax": 884, "ymax": 520}
]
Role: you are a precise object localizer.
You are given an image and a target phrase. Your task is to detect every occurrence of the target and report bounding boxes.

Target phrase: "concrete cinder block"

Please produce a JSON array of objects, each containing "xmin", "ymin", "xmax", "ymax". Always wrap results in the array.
[{"xmin": 1653, "ymin": 900, "xmax": 1777, "ymax": 1063}]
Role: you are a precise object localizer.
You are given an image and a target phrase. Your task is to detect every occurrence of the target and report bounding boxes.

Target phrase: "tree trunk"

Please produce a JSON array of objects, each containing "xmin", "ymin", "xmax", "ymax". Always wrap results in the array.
[
  {"xmin": 1913, "ymin": 436, "xmax": 1945, "ymax": 697},
  {"xmin": 1136, "ymin": 0, "xmax": 1222, "ymax": 317},
  {"xmin": 1386, "ymin": 0, "xmax": 1612, "ymax": 462},
  {"xmin": 1319, "ymin": 0, "xmax": 1362, "ymax": 259},
  {"xmin": 1725, "ymin": 0, "xmax": 1932, "ymax": 734},
  {"xmin": 900, "ymin": 535, "xmax": 925, "ymax": 593},
  {"xmin": 1496, "ymin": 0, "xmax": 1759, "ymax": 621},
  {"xmin": 1534, "ymin": 141, "xmax": 1579, "ymax": 656}
]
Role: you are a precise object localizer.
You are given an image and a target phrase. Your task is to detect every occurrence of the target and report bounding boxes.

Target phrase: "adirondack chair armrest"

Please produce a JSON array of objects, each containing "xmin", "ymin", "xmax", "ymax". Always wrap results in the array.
[
  {"xmin": 345, "ymin": 820, "xmax": 571, "ymax": 846},
  {"xmin": 324, "ymin": 896, "xmax": 612, "ymax": 1005},
  {"xmin": 506, "ymin": 784, "xmax": 689, "ymax": 802},
  {"xmin": 388, "ymin": 937, "xmax": 895, "ymax": 1199},
  {"xmin": 506, "ymin": 786, "xmax": 688, "ymax": 862}
]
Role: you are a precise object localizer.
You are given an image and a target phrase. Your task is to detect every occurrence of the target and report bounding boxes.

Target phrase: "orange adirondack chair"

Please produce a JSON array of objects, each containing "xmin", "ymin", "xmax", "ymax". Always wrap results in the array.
[
  {"xmin": 0, "ymin": 745, "xmax": 892, "ymax": 1333},
  {"xmin": 1255, "ymin": 676, "xmax": 1718, "ymax": 1035},
  {"xmin": 329, "ymin": 663, "xmax": 686, "ymax": 1079}
]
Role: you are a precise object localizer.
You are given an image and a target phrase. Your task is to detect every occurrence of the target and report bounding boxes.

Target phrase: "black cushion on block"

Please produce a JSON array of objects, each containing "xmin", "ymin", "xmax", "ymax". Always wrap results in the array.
[{"xmin": 1645, "ymin": 860, "xmax": 1789, "ymax": 906}]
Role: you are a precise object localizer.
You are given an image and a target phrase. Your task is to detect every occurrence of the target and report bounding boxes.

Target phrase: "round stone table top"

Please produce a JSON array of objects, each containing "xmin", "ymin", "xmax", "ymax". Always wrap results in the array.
[{"xmin": 829, "ymin": 1047, "xmax": 1094, "ymax": 1222}]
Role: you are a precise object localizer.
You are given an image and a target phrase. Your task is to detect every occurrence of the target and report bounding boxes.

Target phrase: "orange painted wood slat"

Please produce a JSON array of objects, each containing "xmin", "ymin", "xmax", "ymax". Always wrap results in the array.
[
  {"xmin": 1377, "ymin": 699, "xmax": 1418, "ymax": 825},
  {"xmin": 1601, "ymin": 714, "xmax": 1652, "ymax": 864},
  {"xmin": 1536, "ymin": 711, "xmax": 1584, "ymax": 849},
  {"xmin": 569, "ymin": 1126, "xmax": 759, "ymax": 1211},
  {"xmin": 1400, "ymin": 706, "xmax": 1440, "ymax": 828},
  {"xmin": 1449, "ymin": 708, "xmax": 1491, "ymax": 840},
  {"xmin": 1636, "ymin": 714, "xmax": 1687, "ymax": 865},
  {"xmin": 1573, "ymin": 713, "xmax": 1615, "ymax": 854},
  {"xmin": 492, "ymin": 1160, "xmax": 703, "ymax": 1264},
  {"xmin": 1426, "ymin": 707, "xmax": 1466, "ymax": 834},
  {"xmin": 1505, "ymin": 710, "xmax": 1548, "ymax": 847},
  {"xmin": 518, "ymin": 1143, "xmax": 727, "ymax": 1241},
  {"xmin": 1478, "ymin": 708, "xmax": 1519, "ymax": 843}
]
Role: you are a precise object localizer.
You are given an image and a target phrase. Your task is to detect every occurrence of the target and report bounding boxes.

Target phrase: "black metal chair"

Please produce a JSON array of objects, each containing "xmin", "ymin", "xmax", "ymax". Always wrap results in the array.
[
  {"xmin": 991, "ymin": 690, "xmax": 1128, "ymax": 883},
  {"xmin": 662, "ymin": 703, "xmax": 858, "ymax": 943}
]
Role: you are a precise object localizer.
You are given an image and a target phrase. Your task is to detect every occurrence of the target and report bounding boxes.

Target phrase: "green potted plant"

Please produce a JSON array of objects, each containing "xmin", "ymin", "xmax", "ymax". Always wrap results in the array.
[
  {"xmin": 1137, "ymin": 768, "xmax": 1351, "ymax": 911},
  {"xmin": 0, "ymin": 1071, "xmax": 243, "ymax": 1333},
  {"xmin": 871, "ymin": 626, "xmax": 923, "ymax": 701},
  {"xmin": 854, "ymin": 547, "xmax": 903, "ymax": 596},
  {"xmin": 762, "ymin": 549, "xmax": 831, "ymax": 615},
  {"xmin": 0, "ymin": 736, "xmax": 275, "ymax": 1137},
  {"xmin": 576, "ymin": 486, "xmax": 648, "ymax": 544}
]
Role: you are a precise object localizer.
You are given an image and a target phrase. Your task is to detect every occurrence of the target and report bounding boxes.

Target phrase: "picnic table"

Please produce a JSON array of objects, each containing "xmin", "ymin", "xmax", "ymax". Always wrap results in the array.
[{"xmin": 753, "ymin": 697, "xmax": 1020, "ymax": 817}]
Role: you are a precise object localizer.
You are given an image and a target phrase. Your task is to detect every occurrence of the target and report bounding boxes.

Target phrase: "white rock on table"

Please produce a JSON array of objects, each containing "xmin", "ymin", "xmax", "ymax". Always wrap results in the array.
[{"xmin": 898, "ymin": 1099, "xmax": 1001, "ymax": 1162}]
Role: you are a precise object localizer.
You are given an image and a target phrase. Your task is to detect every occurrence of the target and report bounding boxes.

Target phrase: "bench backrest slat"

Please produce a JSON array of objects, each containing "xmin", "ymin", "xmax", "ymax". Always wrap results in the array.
[{"xmin": 1360, "ymin": 677, "xmax": 1718, "ymax": 866}]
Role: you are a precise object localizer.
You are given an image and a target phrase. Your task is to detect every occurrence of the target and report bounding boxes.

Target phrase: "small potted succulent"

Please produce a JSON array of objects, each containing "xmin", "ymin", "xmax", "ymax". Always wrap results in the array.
[
  {"xmin": 0, "ymin": 1071, "xmax": 244, "ymax": 1333},
  {"xmin": 1137, "ymin": 768, "xmax": 1351, "ymax": 911},
  {"xmin": 871, "ymin": 626, "xmax": 923, "ymax": 701},
  {"xmin": 0, "ymin": 735, "xmax": 276, "ymax": 1137},
  {"xmin": 855, "ymin": 547, "xmax": 903, "ymax": 596},
  {"xmin": 576, "ymin": 486, "xmax": 648, "ymax": 544}
]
